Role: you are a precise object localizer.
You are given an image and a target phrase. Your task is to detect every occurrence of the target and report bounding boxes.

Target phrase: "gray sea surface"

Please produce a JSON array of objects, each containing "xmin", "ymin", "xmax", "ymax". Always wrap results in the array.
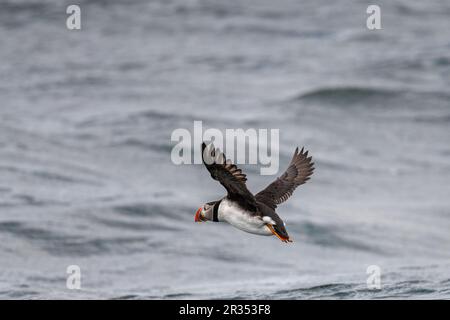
[{"xmin": 1, "ymin": 0, "xmax": 450, "ymax": 299}]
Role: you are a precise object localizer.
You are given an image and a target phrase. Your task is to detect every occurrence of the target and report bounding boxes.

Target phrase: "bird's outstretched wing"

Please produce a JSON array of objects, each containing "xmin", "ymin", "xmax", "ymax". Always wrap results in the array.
[
  {"xmin": 201, "ymin": 142, "xmax": 257, "ymax": 211},
  {"xmin": 255, "ymin": 147, "xmax": 314, "ymax": 210}
]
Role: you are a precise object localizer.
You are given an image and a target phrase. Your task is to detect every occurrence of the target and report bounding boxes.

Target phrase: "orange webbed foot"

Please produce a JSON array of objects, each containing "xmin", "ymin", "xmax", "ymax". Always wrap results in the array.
[{"xmin": 266, "ymin": 224, "xmax": 293, "ymax": 243}]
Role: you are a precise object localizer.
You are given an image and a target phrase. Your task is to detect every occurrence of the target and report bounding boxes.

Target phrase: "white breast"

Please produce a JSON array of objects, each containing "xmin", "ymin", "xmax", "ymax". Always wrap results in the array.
[{"xmin": 218, "ymin": 198, "xmax": 272, "ymax": 236}]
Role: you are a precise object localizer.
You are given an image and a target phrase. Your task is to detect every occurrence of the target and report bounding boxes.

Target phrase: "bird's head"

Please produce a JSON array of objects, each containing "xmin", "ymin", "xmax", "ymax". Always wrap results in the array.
[{"xmin": 194, "ymin": 201, "xmax": 217, "ymax": 222}]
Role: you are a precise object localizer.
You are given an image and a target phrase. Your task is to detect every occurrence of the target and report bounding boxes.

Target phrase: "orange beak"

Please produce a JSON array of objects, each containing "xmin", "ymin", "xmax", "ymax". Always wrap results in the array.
[{"xmin": 194, "ymin": 207, "xmax": 203, "ymax": 222}]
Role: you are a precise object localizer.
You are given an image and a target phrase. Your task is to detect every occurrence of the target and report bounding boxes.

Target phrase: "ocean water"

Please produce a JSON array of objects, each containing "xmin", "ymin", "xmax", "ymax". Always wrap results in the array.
[{"xmin": 1, "ymin": 0, "xmax": 450, "ymax": 299}]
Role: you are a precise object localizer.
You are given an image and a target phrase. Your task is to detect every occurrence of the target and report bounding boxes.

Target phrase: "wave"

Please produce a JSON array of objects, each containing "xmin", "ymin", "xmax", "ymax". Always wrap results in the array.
[
  {"xmin": 293, "ymin": 86, "xmax": 450, "ymax": 107},
  {"xmin": 92, "ymin": 216, "xmax": 180, "ymax": 232},
  {"xmin": 294, "ymin": 86, "xmax": 402, "ymax": 104},
  {"xmin": 293, "ymin": 221, "xmax": 383, "ymax": 253},
  {"xmin": 0, "ymin": 221, "xmax": 148, "ymax": 256},
  {"xmin": 228, "ymin": 276, "xmax": 448, "ymax": 299},
  {"xmin": 113, "ymin": 203, "xmax": 189, "ymax": 221},
  {"xmin": 271, "ymin": 281, "xmax": 441, "ymax": 299}
]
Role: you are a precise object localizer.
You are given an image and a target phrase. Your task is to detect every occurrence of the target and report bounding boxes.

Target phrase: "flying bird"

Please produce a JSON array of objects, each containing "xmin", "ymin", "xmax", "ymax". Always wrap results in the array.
[{"xmin": 195, "ymin": 142, "xmax": 314, "ymax": 243}]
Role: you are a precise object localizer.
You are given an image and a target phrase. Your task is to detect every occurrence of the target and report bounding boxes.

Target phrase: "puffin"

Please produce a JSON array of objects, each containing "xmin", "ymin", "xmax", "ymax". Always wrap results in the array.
[{"xmin": 195, "ymin": 142, "xmax": 314, "ymax": 243}]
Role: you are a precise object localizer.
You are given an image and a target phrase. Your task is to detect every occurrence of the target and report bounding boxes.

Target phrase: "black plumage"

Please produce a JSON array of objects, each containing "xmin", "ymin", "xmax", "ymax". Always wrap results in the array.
[{"xmin": 200, "ymin": 142, "xmax": 314, "ymax": 242}]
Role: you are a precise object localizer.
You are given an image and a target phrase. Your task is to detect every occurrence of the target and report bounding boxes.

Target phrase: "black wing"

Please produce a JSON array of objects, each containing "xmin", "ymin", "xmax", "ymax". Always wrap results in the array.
[
  {"xmin": 201, "ymin": 143, "xmax": 257, "ymax": 211},
  {"xmin": 255, "ymin": 147, "xmax": 314, "ymax": 210}
]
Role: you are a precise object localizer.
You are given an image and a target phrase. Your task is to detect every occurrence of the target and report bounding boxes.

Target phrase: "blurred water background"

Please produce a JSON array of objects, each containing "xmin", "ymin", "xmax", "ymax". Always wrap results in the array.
[{"xmin": 1, "ymin": 0, "xmax": 450, "ymax": 299}]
